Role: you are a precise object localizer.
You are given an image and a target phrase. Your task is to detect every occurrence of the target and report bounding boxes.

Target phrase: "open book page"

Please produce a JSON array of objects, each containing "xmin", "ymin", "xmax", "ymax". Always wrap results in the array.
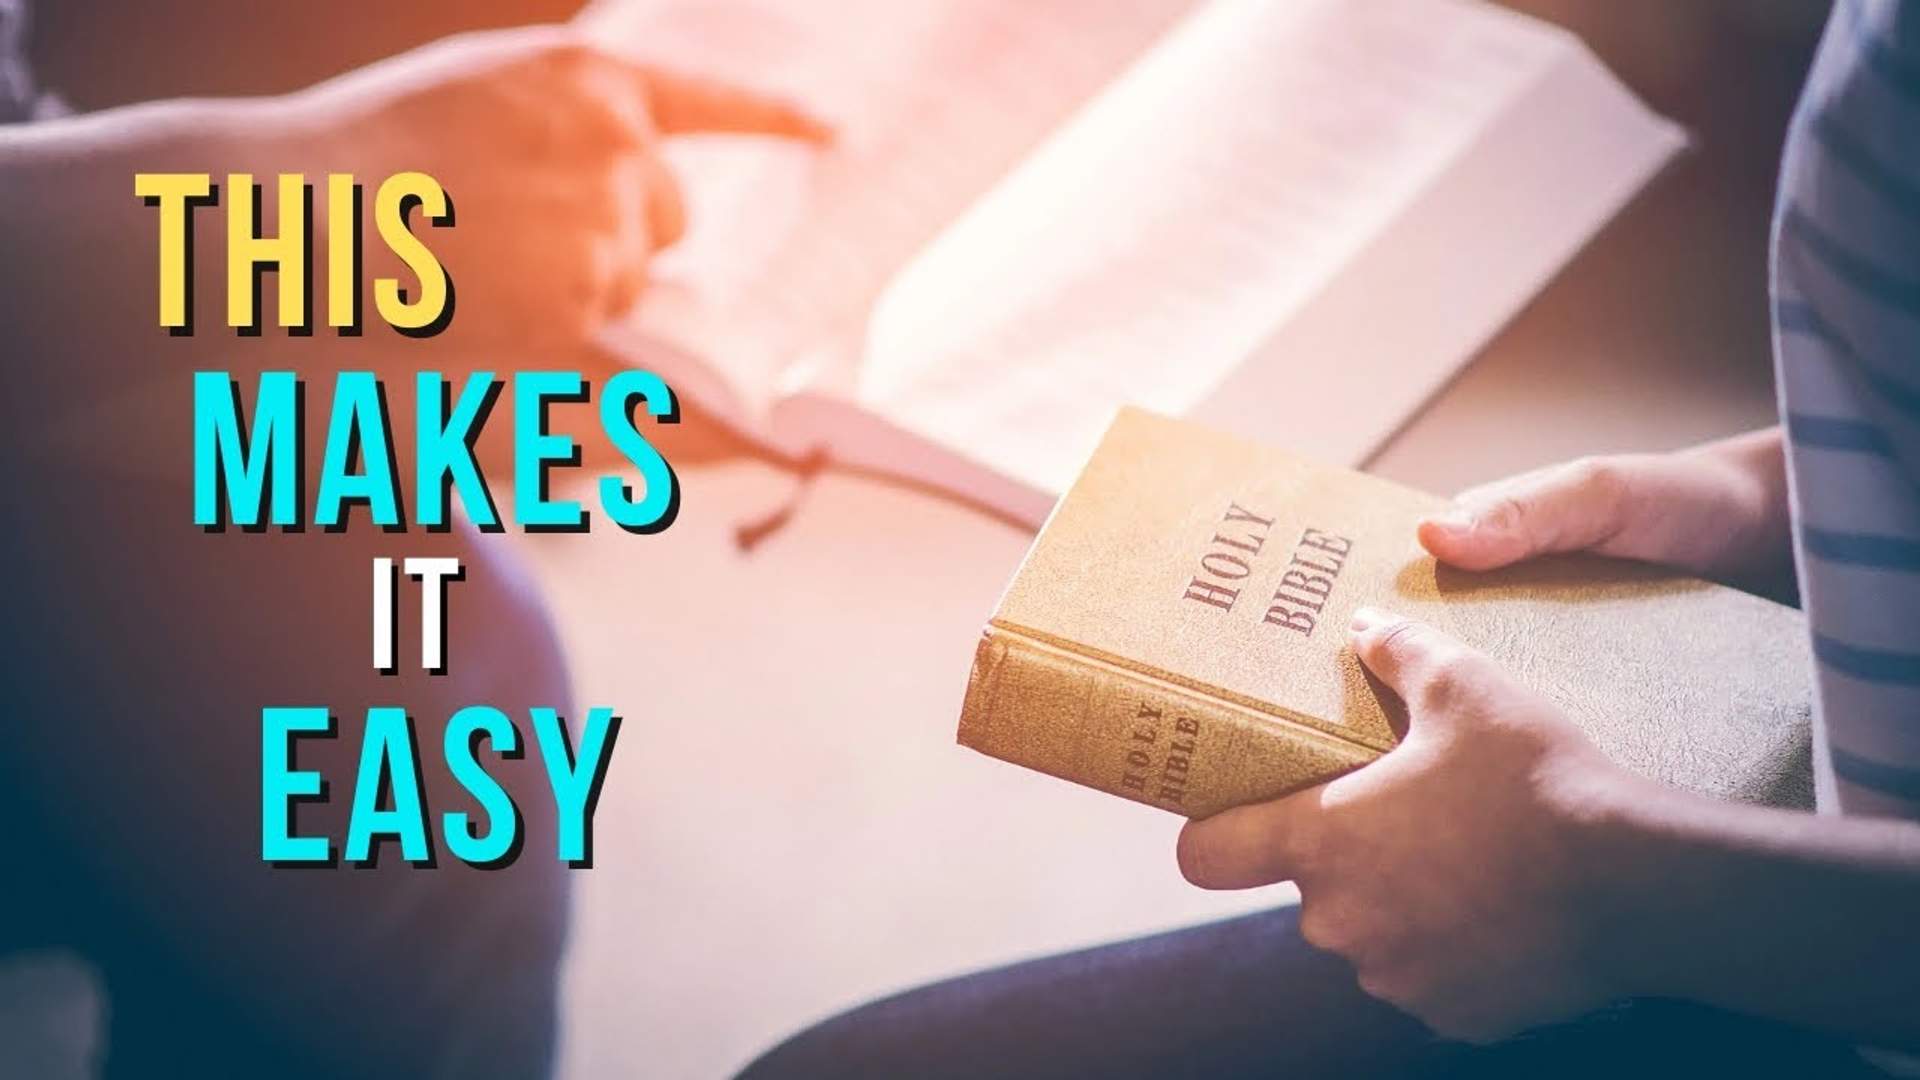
[
  {"xmin": 858, "ymin": 0, "xmax": 1685, "ymax": 495},
  {"xmin": 580, "ymin": 0, "xmax": 1194, "ymax": 426}
]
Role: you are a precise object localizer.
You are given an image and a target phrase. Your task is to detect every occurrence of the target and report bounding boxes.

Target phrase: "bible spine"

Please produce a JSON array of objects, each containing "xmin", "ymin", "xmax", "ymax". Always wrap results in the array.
[{"xmin": 958, "ymin": 624, "xmax": 1378, "ymax": 819}]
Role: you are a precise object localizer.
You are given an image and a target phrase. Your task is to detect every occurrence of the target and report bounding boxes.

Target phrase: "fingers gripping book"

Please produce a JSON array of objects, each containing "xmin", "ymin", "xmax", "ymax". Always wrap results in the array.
[{"xmin": 958, "ymin": 409, "xmax": 1814, "ymax": 818}]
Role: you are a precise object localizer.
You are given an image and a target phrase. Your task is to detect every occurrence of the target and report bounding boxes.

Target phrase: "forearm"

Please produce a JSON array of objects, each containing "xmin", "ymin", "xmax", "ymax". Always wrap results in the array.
[
  {"xmin": 1680, "ymin": 426, "xmax": 1793, "ymax": 583},
  {"xmin": 1, "ymin": 97, "xmax": 295, "ymax": 259},
  {"xmin": 0, "ymin": 96, "xmax": 338, "ymax": 466},
  {"xmin": 1, "ymin": 96, "xmax": 314, "ymax": 345},
  {"xmin": 1587, "ymin": 777, "xmax": 1920, "ymax": 1046},
  {"xmin": 1625, "ymin": 426, "xmax": 1794, "ymax": 599}
]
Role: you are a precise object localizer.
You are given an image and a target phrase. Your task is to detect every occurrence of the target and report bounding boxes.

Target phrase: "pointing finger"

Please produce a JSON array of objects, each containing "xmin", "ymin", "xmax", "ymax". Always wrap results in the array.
[{"xmin": 640, "ymin": 67, "xmax": 833, "ymax": 141}]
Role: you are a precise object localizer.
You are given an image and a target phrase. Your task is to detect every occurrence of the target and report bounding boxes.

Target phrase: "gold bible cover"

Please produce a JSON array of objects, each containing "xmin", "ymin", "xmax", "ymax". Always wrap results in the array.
[{"xmin": 957, "ymin": 408, "xmax": 1814, "ymax": 818}]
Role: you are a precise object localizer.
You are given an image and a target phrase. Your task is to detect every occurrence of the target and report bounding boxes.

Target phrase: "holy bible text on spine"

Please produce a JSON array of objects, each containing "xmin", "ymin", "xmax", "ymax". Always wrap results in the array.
[{"xmin": 957, "ymin": 409, "xmax": 1814, "ymax": 819}]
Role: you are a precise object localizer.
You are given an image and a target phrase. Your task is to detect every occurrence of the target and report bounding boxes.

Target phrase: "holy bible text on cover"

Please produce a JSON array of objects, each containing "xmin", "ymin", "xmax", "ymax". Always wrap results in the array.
[{"xmin": 957, "ymin": 409, "xmax": 1814, "ymax": 818}]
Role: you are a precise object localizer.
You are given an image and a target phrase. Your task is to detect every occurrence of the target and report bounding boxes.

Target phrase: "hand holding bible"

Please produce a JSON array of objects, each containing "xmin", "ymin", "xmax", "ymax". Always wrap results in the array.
[
  {"xmin": 1171, "ymin": 434, "xmax": 1795, "ymax": 1038},
  {"xmin": 1177, "ymin": 609, "xmax": 1643, "ymax": 1042},
  {"xmin": 1416, "ymin": 429, "xmax": 1793, "ymax": 597}
]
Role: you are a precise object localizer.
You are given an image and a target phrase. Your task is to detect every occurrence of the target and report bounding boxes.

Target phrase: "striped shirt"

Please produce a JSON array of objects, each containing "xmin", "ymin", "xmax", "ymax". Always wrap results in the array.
[
  {"xmin": 1774, "ymin": 0, "xmax": 1920, "ymax": 821},
  {"xmin": 0, "ymin": 0, "xmax": 34, "ymax": 124}
]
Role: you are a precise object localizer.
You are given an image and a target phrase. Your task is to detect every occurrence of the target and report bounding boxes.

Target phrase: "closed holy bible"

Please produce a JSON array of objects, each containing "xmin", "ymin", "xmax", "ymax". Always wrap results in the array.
[{"xmin": 957, "ymin": 408, "xmax": 1814, "ymax": 818}]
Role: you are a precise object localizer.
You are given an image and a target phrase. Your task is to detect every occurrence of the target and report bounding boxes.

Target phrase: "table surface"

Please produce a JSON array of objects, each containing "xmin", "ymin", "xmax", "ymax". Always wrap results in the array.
[{"xmin": 528, "ymin": 10, "xmax": 1823, "ymax": 1078}]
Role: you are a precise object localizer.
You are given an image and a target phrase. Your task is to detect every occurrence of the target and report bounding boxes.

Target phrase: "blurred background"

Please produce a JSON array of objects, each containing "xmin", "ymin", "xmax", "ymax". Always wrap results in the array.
[
  {"xmin": 9, "ymin": 3, "xmax": 1840, "ymax": 1077},
  {"xmin": 29, "ymin": 0, "xmax": 1832, "ymax": 490}
]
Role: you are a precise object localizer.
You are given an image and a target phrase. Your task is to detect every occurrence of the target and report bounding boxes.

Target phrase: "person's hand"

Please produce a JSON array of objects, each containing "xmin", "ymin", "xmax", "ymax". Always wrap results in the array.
[
  {"xmin": 1414, "ymin": 429, "xmax": 1793, "ymax": 598},
  {"xmin": 1177, "ymin": 609, "xmax": 1650, "ymax": 1041},
  {"xmin": 284, "ymin": 24, "xmax": 829, "ymax": 350}
]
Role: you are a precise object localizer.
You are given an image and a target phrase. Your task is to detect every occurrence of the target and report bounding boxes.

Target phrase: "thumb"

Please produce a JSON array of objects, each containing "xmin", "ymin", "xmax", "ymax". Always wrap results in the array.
[
  {"xmin": 1348, "ymin": 608, "xmax": 1487, "ymax": 722},
  {"xmin": 1177, "ymin": 785, "xmax": 1322, "ymax": 890},
  {"xmin": 1417, "ymin": 457, "xmax": 1631, "ymax": 571}
]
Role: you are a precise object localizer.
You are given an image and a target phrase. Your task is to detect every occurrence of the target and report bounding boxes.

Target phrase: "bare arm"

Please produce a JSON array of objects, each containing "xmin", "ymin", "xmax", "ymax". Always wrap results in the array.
[
  {"xmin": 0, "ymin": 97, "xmax": 293, "ymax": 375},
  {"xmin": 1590, "ymin": 775, "xmax": 1920, "ymax": 1045},
  {"xmin": 1178, "ymin": 610, "xmax": 1920, "ymax": 1047},
  {"xmin": 0, "ymin": 25, "xmax": 826, "ymax": 471}
]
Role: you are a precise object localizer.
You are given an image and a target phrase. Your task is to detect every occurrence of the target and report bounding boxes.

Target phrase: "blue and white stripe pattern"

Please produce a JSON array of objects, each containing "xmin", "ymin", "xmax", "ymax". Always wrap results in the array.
[
  {"xmin": 0, "ymin": 0, "xmax": 34, "ymax": 124},
  {"xmin": 1774, "ymin": 0, "xmax": 1920, "ymax": 819}
]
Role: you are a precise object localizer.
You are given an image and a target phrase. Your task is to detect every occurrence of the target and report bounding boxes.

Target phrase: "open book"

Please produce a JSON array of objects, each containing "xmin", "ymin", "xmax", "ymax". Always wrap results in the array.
[{"xmin": 584, "ymin": 0, "xmax": 1684, "ymax": 529}]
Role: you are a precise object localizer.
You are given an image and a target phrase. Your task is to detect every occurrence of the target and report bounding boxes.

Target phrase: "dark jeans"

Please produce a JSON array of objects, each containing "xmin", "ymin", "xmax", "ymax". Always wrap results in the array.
[
  {"xmin": 4, "ymin": 465, "xmax": 571, "ymax": 1078},
  {"xmin": 742, "ymin": 905, "xmax": 1883, "ymax": 1080}
]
